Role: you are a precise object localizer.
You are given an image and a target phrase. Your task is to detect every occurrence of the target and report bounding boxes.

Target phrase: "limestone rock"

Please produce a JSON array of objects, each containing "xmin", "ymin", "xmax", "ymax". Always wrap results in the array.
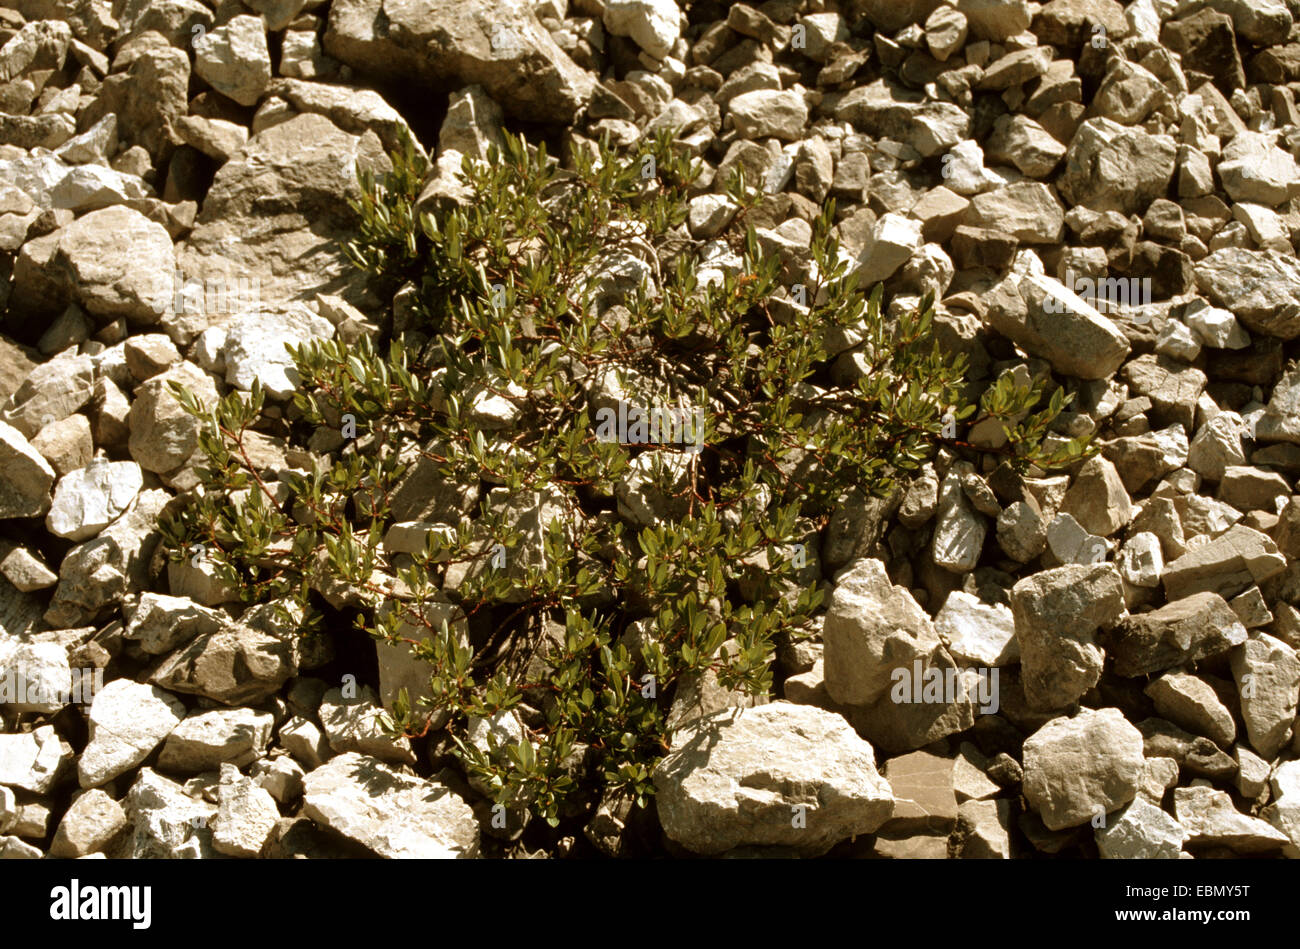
[{"xmin": 653, "ymin": 702, "xmax": 895, "ymax": 855}]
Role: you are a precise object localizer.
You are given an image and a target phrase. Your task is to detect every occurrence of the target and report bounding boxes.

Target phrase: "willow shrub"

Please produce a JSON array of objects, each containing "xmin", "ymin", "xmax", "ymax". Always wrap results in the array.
[{"xmin": 160, "ymin": 127, "xmax": 1088, "ymax": 833}]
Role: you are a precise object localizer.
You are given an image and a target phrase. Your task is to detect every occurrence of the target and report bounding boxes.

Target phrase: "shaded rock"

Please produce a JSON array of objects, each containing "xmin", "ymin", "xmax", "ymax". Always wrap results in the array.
[{"xmin": 149, "ymin": 623, "xmax": 297, "ymax": 706}]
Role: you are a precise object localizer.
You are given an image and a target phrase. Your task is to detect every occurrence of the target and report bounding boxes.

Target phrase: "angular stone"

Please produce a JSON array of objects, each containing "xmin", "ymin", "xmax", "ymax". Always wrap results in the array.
[
  {"xmin": 1217, "ymin": 131, "xmax": 1300, "ymax": 207},
  {"xmin": 1174, "ymin": 785, "xmax": 1289, "ymax": 854},
  {"xmin": 194, "ymin": 15, "xmax": 271, "ymax": 108},
  {"xmin": 1011, "ymin": 564, "xmax": 1123, "ymax": 710},
  {"xmin": 1144, "ymin": 673, "xmax": 1235, "ymax": 748},
  {"xmin": 0, "ymin": 420, "xmax": 55, "ymax": 518},
  {"xmin": 325, "ymin": 0, "xmax": 593, "ymax": 123},
  {"xmin": 934, "ymin": 591, "xmax": 1019, "ymax": 666},
  {"xmin": 222, "ymin": 306, "xmax": 334, "ymax": 399},
  {"xmin": 149, "ymin": 623, "xmax": 297, "ymax": 706},
  {"xmin": 128, "ymin": 361, "xmax": 218, "ymax": 475},
  {"xmin": 1059, "ymin": 118, "xmax": 1176, "ymax": 215},
  {"xmin": 1162, "ymin": 524, "xmax": 1286, "ymax": 601},
  {"xmin": 158, "ymin": 708, "xmax": 275, "ymax": 774},
  {"xmin": 49, "ymin": 789, "xmax": 128, "ymax": 858},
  {"xmin": 45, "ymin": 459, "xmax": 143, "ymax": 542},
  {"xmin": 823, "ymin": 558, "xmax": 943, "ymax": 706},
  {"xmin": 954, "ymin": 798, "xmax": 1013, "ymax": 858},
  {"xmin": 1196, "ymin": 248, "xmax": 1300, "ymax": 341},
  {"xmin": 1022, "ymin": 708, "xmax": 1145, "ymax": 831},
  {"xmin": 835, "ymin": 79, "xmax": 970, "ymax": 157},
  {"xmin": 727, "ymin": 89, "xmax": 807, "ymax": 141},
  {"xmin": 0, "ymin": 725, "xmax": 71, "ymax": 794},
  {"xmin": 211, "ymin": 766, "xmax": 280, "ymax": 858},
  {"xmin": 1059, "ymin": 455, "xmax": 1132, "ymax": 538},
  {"xmin": 1110, "ymin": 592, "xmax": 1247, "ymax": 677},
  {"xmin": 319, "ymin": 685, "xmax": 415, "ymax": 765},
  {"xmin": 53, "ymin": 205, "xmax": 174, "ymax": 326},
  {"xmin": 302, "ymin": 752, "xmax": 478, "ymax": 858},
  {"xmin": 1095, "ymin": 796, "xmax": 1186, "ymax": 859},
  {"xmin": 120, "ymin": 767, "xmax": 216, "ymax": 859},
  {"xmin": 880, "ymin": 751, "xmax": 957, "ymax": 835},
  {"xmin": 3, "ymin": 352, "xmax": 95, "ymax": 439},
  {"xmin": 985, "ymin": 272, "xmax": 1130, "ymax": 380},
  {"xmin": 175, "ymin": 114, "xmax": 389, "ymax": 329},
  {"xmin": 79, "ymin": 680, "xmax": 186, "ymax": 788},
  {"xmin": 653, "ymin": 702, "xmax": 895, "ymax": 856},
  {"xmin": 1231, "ymin": 632, "xmax": 1300, "ymax": 759}
]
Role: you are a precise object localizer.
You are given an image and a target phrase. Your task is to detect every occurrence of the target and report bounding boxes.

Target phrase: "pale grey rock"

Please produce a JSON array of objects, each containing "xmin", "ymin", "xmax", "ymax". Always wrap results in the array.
[
  {"xmin": 823, "ymin": 558, "xmax": 943, "ymax": 706},
  {"xmin": 149, "ymin": 623, "xmax": 297, "ymax": 706},
  {"xmin": 1231, "ymin": 632, "xmax": 1300, "ymax": 759},
  {"xmin": 1196, "ymin": 248, "xmax": 1300, "ymax": 341},
  {"xmin": 0, "ymin": 640, "xmax": 72, "ymax": 713},
  {"xmin": 0, "ymin": 724, "xmax": 73, "ymax": 794},
  {"xmin": 194, "ymin": 15, "xmax": 272, "ymax": 107},
  {"xmin": 127, "ymin": 360, "xmax": 218, "ymax": 475},
  {"xmin": 222, "ymin": 306, "xmax": 333, "ymax": 398},
  {"xmin": 325, "ymin": 0, "xmax": 594, "ymax": 123},
  {"xmin": 319, "ymin": 685, "xmax": 415, "ymax": 765},
  {"xmin": 0, "ymin": 421, "xmax": 55, "ymax": 518},
  {"xmin": 158, "ymin": 708, "xmax": 275, "ymax": 774},
  {"xmin": 211, "ymin": 765, "xmax": 280, "ymax": 858},
  {"xmin": 933, "ymin": 590, "xmax": 1019, "ymax": 666},
  {"xmin": 53, "ymin": 206, "xmax": 174, "ymax": 324},
  {"xmin": 175, "ymin": 114, "xmax": 389, "ymax": 332},
  {"xmin": 438, "ymin": 84, "xmax": 505, "ymax": 161},
  {"xmin": 1162, "ymin": 524, "xmax": 1286, "ymax": 600},
  {"xmin": 1110, "ymin": 592, "xmax": 1247, "ymax": 677},
  {"xmin": 1095, "ymin": 797, "xmax": 1187, "ymax": 859},
  {"xmin": 124, "ymin": 593, "xmax": 226, "ymax": 655},
  {"xmin": 932, "ymin": 471, "xmax": 986, "ymax": 573},
  {"xmin": 835, "ymin": 79, "xmax": 970, "ymax": 157},
  {"xmin": 728, "ymin": 89, "xmax": 808, "ymax": 142},
  {"xmin": 1144, "ymin": 672, "xmax": 1235, "ymax": 747},
  {"xmin": 120, "ymin": 767, "xmax": 217, "ymax": 859},
  {"xmin": 302, "ymin": 752, "xmax": 479, "ymax": 858},
  {"xmin": 1174, "ymin": 785, "xmax": 1289, "ymax": 854},
  {"xmin": 653, "ymin": 702, "xmax": 895, "ymax": 855},
  {"xmin": 1058, "ymin": 118, "xmax": 1177, "ymax": 215},
  {"xmin": 1022, "ymin": 708, "xmax": 1145, "ymax": 831},
  {"xmin": 1010, "ymin": 564, "xmax": 1124, "ymax": 711},
  {"xmin": 79, "ymin": 680, "xmax": 186, "ymax": 788},
  {"xmin": 3, "ymin": 352, "xmax": 96, "ymax": 439},
  {"xmin": 1118, "ymin": 532, "xmax": 1163, "ymax": 588},
  {"xmin": 1217, "ymin": 131, "xmax": 1300, "ymax": 207},
  {"xmin": 45, "ymin": 459, "xmax": 142, "ymax": 541},
  {"xmin": 984, "ymin": 273, "xmax": 1131, "ymax": 381}
]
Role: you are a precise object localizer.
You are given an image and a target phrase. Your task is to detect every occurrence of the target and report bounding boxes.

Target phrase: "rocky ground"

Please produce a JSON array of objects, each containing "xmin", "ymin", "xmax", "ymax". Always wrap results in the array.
[{"xmin": 2, "ymin": 0, "xmax": 1300, "ymax": 860}]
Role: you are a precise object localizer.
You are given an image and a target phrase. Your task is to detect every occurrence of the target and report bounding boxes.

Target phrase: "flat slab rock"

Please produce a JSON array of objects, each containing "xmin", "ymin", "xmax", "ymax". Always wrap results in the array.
[
  {"xmin": 652, "ymin": 701, "xmax": 894, "ymax": 856},
  {"xmin": 301, "ymin": 752, "xmax": 479, "ymax": 859}
]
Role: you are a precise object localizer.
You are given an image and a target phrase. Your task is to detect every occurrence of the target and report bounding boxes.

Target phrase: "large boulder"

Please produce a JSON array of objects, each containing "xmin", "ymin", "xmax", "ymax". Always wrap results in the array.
[
  {"xmin": 324, "ymin": 0, "xmax": 594, "ymax": 124},
  {"xmin": 173, "ymin": 114, "xmax": 389, "ymax": 338},
  {"xmin": 653, "ymin": 703, "xmax": 895, "ymax": 855}
]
